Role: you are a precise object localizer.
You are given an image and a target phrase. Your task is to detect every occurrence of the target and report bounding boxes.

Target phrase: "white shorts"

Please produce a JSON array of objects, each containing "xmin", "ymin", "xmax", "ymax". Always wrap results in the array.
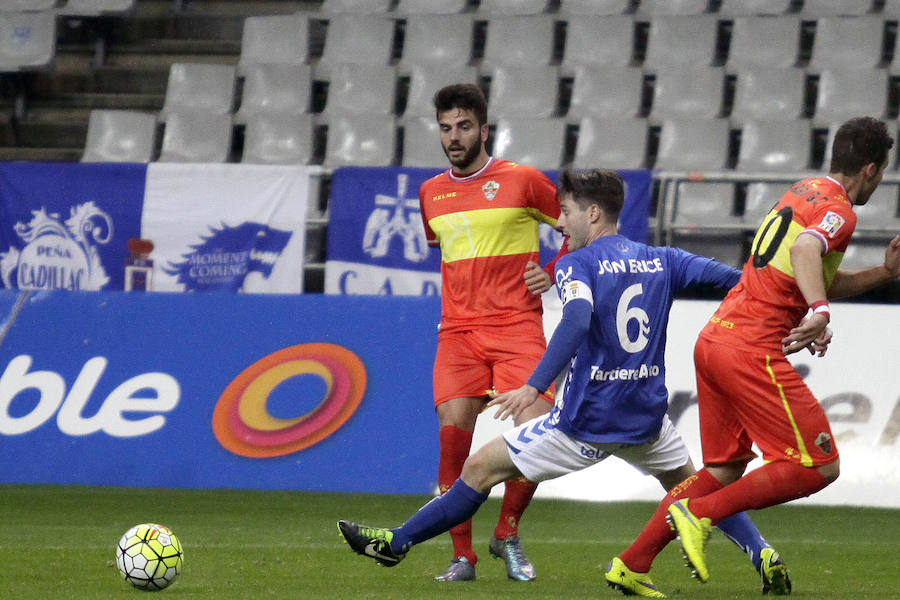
[{"xmin": 502, "ymin": 414, "xmax": 691, "ymax": 483}]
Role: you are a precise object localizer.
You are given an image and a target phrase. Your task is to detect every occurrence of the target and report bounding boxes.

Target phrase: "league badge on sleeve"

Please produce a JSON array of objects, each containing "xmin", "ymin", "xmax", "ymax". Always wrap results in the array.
[{"xmin": 817, "ymin": 211, "xmax": 846, "ymax": 238}]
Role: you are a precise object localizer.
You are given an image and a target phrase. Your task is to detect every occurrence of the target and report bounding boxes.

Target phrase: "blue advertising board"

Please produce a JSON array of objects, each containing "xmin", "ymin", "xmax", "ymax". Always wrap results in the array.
[{"xmin": 0, "ymin": 291, "xmax": 441, "ymax": 494}]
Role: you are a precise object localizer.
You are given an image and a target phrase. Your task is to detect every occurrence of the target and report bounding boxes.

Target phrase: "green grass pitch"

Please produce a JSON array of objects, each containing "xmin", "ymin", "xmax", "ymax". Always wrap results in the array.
[{"xmin": 0, "ymin": 484, "xmax": 896, "ymax": 599}]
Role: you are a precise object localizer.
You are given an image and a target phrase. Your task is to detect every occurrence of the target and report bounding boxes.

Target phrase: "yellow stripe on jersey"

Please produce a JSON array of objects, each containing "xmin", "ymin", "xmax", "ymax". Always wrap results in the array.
[
  {"xmin": 429, "ymin": 207, "xmax": 541, "ymax": 263},
  {"xmin": 751, "ymin": 209, "xmax": 844, "ymax": 287},
  {"xmin": 765, "ymin": 355, "xmax": 813, "ymax": 467}
]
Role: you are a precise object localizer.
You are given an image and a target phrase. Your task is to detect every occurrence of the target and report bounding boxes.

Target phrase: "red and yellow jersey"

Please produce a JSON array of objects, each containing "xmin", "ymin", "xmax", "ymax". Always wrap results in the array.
[
  {"xmin": 419, "ymin": 158, "xmax": 559, "ymax": 331},
  {"xmin": 701, "ymin": 176, "xmax": 857, "ymax": 351}
]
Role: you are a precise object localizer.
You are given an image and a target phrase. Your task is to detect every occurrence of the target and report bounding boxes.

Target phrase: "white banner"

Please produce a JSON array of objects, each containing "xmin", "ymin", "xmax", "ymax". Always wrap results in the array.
[
  {"xmin": 473, "ymin": 299, "xmax": 900, "ymax": 508},
  {"xmin": 141, "ymin": 164, "xmax": 312, "ymax": 293}
]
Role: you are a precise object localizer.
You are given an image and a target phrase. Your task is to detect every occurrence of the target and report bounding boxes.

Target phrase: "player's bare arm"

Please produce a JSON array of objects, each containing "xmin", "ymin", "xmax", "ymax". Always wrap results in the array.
[
  {"xmin": 828, "ymin": 234, "xmax": 900, "ymax": 298},
  {"xmin": 523, "ymin": 260, "xmax": 552, "ymax": 295},
  {"xmin": 488, "ymin": 384, "xmax": 541, "ymax": 422},
  {"xmin": 783, "ymin": 234, "xmax": 830, "ymax": 354}
]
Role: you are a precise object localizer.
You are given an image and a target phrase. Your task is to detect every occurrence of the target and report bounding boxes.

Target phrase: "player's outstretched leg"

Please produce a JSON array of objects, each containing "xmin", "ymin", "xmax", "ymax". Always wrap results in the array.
[
  {"xmin": 489, "ymin": 535, "xmax": 535, "ymax": 581},
  {"xmin": 759, "ymin": 547, "xmax": 792, "ymax": 596},
  {"xmin": 604, "ymin": 557, "xmax": 667, "ymax": 598},
  {"xmin": 336, "ymin": 521, "xmax": 405, "ymax": 567},
  {"xmin": 666, "ymin": 499, "xmax": 712, "ymax": 583}
]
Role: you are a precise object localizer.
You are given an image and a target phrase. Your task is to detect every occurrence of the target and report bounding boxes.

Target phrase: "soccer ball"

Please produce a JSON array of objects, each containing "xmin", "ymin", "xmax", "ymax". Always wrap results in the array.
[{"xmin": 115, "ymin": 523, "xmax": 184, "ymax": 591}]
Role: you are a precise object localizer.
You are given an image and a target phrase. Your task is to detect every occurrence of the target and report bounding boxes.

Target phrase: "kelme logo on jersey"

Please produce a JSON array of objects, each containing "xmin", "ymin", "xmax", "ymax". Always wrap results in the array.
[
  {"xmin": 0, "ymin": 203, "xmax": 113, "ymax": 291},
  {"xmin": 482, "ymin": 180, "xmax": 499, "ymax": 200},
  {"xmin": 817, "ymin": 211, "xmax": 845, "ymax": 238}
]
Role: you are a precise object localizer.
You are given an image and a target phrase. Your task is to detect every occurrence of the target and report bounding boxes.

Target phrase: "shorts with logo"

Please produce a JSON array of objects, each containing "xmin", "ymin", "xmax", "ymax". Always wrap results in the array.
[
  {"xmin": 433, "ymin": 320, "xmax": 555, "ymax": 407},
  {"xmin": 502, "ymin": 414, "xmax": 690, "ymax": 483},
  {"xmin": 694, "ymin": 336, "xmax": 839, "ymax": 467}
]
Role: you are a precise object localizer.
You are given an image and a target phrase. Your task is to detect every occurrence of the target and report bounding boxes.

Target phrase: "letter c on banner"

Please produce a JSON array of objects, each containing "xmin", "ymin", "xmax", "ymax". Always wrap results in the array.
[{"xmin": 212, "ymin": 343, "xmax": 366, "ymax": 458}]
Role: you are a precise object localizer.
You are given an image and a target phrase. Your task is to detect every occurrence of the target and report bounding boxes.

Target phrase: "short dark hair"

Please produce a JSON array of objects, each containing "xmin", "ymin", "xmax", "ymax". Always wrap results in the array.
[
  {"xmin": 830, "ymin": 117, "xmax": 894, "ymax": 175},
  {"xmin": 558, "ymin": 169, "xmax": 624, "ymax": 221},
  {"xmin": 433, "ymin": 83, "xmax": 488, "ymax": 126}
]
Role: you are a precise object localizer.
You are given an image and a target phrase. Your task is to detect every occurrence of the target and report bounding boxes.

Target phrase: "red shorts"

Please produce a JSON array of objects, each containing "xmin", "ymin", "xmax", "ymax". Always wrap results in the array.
[
  {"xmin": 694, "ymin": 336, "xmax": 839, "ymax": 467},
  {"xmin": 433, "ymin": 320, "xmax": 555, "ymax": 407}
]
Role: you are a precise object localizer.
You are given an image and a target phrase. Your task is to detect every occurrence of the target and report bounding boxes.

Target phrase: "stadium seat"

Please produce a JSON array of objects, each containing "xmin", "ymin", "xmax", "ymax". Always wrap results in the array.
[
  {"xmin": 398, "ymin": 15, "xmax": 475, "ymax": 68},
  {"xmin": 573, "ymin": 117, "xmax": 647, "ymax": 170},
  {"xmin": 241, "ymin": 114, "xmax": 315, "ymax": 165},
  {"xmin": 81, "ymin": 109, "xmax": 157, "ymax": 163},
  {"xmin": 669, "ymin": 233, "xmax": 745, "ymax": 268},
  {"xmin": 493, "ymin": 117, "xmax": 566, "ymax": 169},
  {"xmin": 808, "ymin": 17, "xmax": 885, "ymax": 70},
  {"xmin": 320, "ymin": 0, "xmax": 391, "ymax": 12},
  {"xmin": 638, "ymin": 0, "xmax": 710, "ymax": 15},
  {"xmin": 558, "ymin": 0, "xmax": 631, "ymax": 15},
  {"xmin": 855, "ymin": 184, "xmax": 900, "ymax": 232},
  {"xmin": 812, "ymin": 68, "xmax": 888, "ymax": 126},
  {"xmin": 642, "ymin": 15, "xmax": 719, "ymax": 71},
  {"xmin": 161, "ymin": 63, "xmax": 237, "ymax": 119},
  {"xmin": 726, "ymin": 17, "xmax": 801, "ymax": 71},
  {"xmin": 400, "ymin": 116, "xmax": 448, "ymax": 168},
  {"xmin": 884, "ymin": 0, "xmax": 900, "ymax": 15},
  {"xmin": 655, "ymin": 118, "xmax": 731, "ymax": 171},
  {"xmin": 839, "ymin": 241, "xmax": 893, "ymax": 270},
  {"xmin": 403, "ymin": 64, "xmax": 479, "ymax": 117},
  {"xmin": 57, "ymin": 0, "xmax": 135, "ymax": 15},
  {"xmin": 729, "ymin": 67, "xmax": 806, "ymax": 125},
  {"xmin": 567, "ymin": 66, "xmax": 643, "ymax": 120},
  {"xmin": 717, "ymin": 0, "xmax": 793, "ymax": 15},
  {"xmin": 672, "ymin": 182, "xmax": 741, "ymax": 228},
  {"xmin": 0, "ymin": 0, "xmax": 56, "ymax": 10},
  {"xmin": 649, "ymin": 67, "xmax": 724, "ymax": 121},
  {"xmin": 487, "ymin": 65, "xmax": 558, "ymax": 119},
  {"xmin": 316, "ymin": 15, "xmax": 395, "ymax": 75},
  {"xmin": 239, "ymin": 14, "xmax": 310, "ymax": 72},
  {"xmin": 322, "ymin": 64, "xmax": 396, "ymax": 116},
  {"xmin": 736, "ymin": 119, "xmax": 811, "ymax": 172},
  {"xmin": 477, "ymin": 0, "xmax": 550, "ymax": 14},
  {"xmin": 561, "ymin": 15, "xmax": 635, "ymax": 70},
  {"xmin": 235, "ymin": 63, "xmax": 311, "ymax": 123},
  {"xmin": 324, "ymin": 115, "xmax": 397, "ymax": 168},
  {"xmin": 481, "ymin": 16, "xmax": 556, "ymax": 69},
  {"xmin": 742, "ymin": 181, "xmax": 780, "ymax": 226},
  {"xmin": 158, "ymin": 112, "xmax": 233, "ymax": 163},
  {"xmin": 394, "ymin": 0, "xmax": 468, "ymax": 13},
  {"xmin": 800, "ymin": 0, "xmax": 874, "ymax": 16},
  {"xmin": 0, "ymin": 10, "xmax": 55, "ymax": 71}
]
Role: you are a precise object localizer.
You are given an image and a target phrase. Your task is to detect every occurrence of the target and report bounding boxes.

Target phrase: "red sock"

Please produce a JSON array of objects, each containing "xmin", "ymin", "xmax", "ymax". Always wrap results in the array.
[
  {"xmin": 438, "ymin": 425, "xmax": 477, "ymax": 565},
  {"xmin": 494, "ymin": 476, "xmax": 537, "ymax": 539},
  {"xmin": 689, "ymin": 461, "xmax": 830, "ymax": 525},
  {"xmin": 619, "ymin": 469, "xmax": 723, "ymax": 573}
]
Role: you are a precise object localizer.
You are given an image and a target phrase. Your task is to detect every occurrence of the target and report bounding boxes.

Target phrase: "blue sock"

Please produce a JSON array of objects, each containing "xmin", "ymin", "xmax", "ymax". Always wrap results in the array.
[
  {"xmin": 390, "ymin": 479, "xmax": 488, "ymax": 554},
  {"xmin": 716, "ymin": 511, "xmax": 771, "ymax": 570}
]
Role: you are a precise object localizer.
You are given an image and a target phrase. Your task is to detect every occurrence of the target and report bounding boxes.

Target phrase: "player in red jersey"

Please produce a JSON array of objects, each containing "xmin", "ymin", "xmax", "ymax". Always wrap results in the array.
[
  {"xmin": 419, "ymin": 83, "xmax": 564, "ymax": 582},
  {"xmin": 609, "ymin": 117, "xmax": 900, "ymax": 596}
]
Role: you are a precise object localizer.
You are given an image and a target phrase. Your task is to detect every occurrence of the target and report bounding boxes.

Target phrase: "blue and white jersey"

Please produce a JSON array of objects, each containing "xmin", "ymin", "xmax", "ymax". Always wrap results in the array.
[{"xmin": 544, "ymin": 235, "xmax": 738, "ymax": 445}]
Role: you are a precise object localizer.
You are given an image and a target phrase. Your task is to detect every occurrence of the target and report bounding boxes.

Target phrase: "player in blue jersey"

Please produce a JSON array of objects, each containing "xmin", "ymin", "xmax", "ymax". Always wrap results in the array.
[{"xmin": 337, "ymin": 169, "xmax": 794, "ymax": 598}]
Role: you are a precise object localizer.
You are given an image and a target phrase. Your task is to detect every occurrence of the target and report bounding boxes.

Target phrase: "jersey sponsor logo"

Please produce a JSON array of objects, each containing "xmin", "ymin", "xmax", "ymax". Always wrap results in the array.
[
  {"xmin": 816, "ymin": 211, "xmax": 846, "ymax": 238},
  {"xmin": 482, "ymin": 180, "xmax": 500, "ymax": 201},
  {"xmin": 430, "ymin": 192, "xmax": 457, "ymax": 202},
  {"xmin": 589, "ymin": 363, "xmax": 660, "ymax": 382}
]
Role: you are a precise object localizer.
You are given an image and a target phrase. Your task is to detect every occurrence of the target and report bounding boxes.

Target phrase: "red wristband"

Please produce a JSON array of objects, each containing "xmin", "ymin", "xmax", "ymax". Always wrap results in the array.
[{"xmin": 810, "ymin": 300, "xmax": 830, "ymax": 322}]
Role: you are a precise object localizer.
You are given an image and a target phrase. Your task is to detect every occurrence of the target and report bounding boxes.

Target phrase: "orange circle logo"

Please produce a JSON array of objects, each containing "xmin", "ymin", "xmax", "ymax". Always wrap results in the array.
[{"xmin": 212, "ymin": 343, "xmax": 366, "ymax": 458}]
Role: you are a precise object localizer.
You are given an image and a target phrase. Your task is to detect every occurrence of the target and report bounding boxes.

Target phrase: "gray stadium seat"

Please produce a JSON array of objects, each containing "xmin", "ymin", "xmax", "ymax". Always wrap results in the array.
[
  {"xmin": 161, "ymin": 63, "xmax": 237, "ymax": 118},
  {"xmin": 808, "ymin": 17, "xmax": 885, "ymax": 70},
  {"xmin": 669, "ymin": 234, "xmax": 745, "ymax": 268},
  {"xmin": 239, "ymin": 14, "xmax": 309, "ymax": 72},
  {"xmin": 800, "ymin": 0, "xmax": 874, "ymax": 16},
  {"xmin": 0, "ymin": 1, "xmax": 57, "ymax": 9},
  {"xmin": 81, "ymin": 109, "xmax": 157, "ymax": 163},
  {"xmin": 403, "ymin": 64, "xmax": 479, "ymax": 117},
  {"xmin": 743, "ymin": 182, "xmax": 780, "ymax": 226},
  {"xmin": 729, "ymin": 67, "xmax": 806, "ymax": 125},
  {"xmin": 400, "ymin": 116, "xmax": 448, "ymax": 168},
  {"xmin": 325, "ymin": 115, "xmax": 397, "ymax": 167},
  {"xmin": 394, "ymin": 0, "xmax": 468, "ymax": 13},
  {"xmin": 884, "ymin": 0, "xmax": 900, "ymax": 15},
  {"xmin": 573, "ymin": 117, "xmax": 647, "ymax": 170},
  {"xmin": 320, "ymin": 0, "xmax": 391, "ymax": 12},
  {"xmin": 855, "ymin": 184, "xmax": 900, "ymax": 232},
  {"xmin": 736, "ymin": 119, "xmax": 811, "ymax": 172},
  {"xmin": 672, "ymin": 182, "xmax": 741, "ymax": 228},
  {"xmin": 399, "ymin": 15, "xmax": 475, "ymax": 69},
  {"xmin": 235, "ymin": 63, "xmax": 311, "ymax": 123},
  {"xmin": 57, "ymin": 0, "xmax": 135, "ymax": 15},
  {"xmin": 562, "ymin": 15, "xmax": 635, "ymax": 70},
  {"xmin": 317, "ymin": 15, "xmax": 395, "ymax": 75},
  {"xmin": 493, "ymin": 117, "xmax": 566, "ymax": 169},
  {"xmin": 813, "ymin": 68, "xmax": 888, "ymax": 126},
  {"xmin": 487, "ymin": 65, "xmax": 558, "ymax": 118},
  {"xmin": 158, "ymin": 112, "xmax": 233, "ymax": 163},
  {"xmin": 481, "ymin": 16, "xmax": 555, "ymax": 69},
  {"xmin": 558, "ymin": 0, "xmax": 631, "ymax": 15},
  {"xmin": 477, "ymin": 0, "xmax": 550, "ymax": 14},
  {"xmin": 567, "ymin": 66, "xmax": 643, "ymax": 120},
  {"xmin": 650, "ymin": 67, "xmax": 724, "ymax": 121},
  {"xmin": 718, "ymin": 0, "xmax": 793, "ymax": 15},
  {"xmin": 839, "ymin": 241, "xmax": 892, "ymax": 270},
  {"xmin": 726, "ymin": 17, "xmax": 801, "ymax": 71},
  {"xmin": 638, "ymin": 0, "xmax": 710, "ymax": 15},
  {"xmin": 0, "ymin": 10, "xmax": 55, "ymax": 71},
  {"xmin": 655, "ymin": 118, "xmax": 731, "ymax": 171},
  {"xmin": 241, "ymin": 114, "xmax": 314, "ymax": 165},
  {"xmin": 643, "ymin": 15, "xmax": 719, "ymax": 71},
  {"xmin": 322, "ymin": 64, "xmax": 396, "ymax": 116}
]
